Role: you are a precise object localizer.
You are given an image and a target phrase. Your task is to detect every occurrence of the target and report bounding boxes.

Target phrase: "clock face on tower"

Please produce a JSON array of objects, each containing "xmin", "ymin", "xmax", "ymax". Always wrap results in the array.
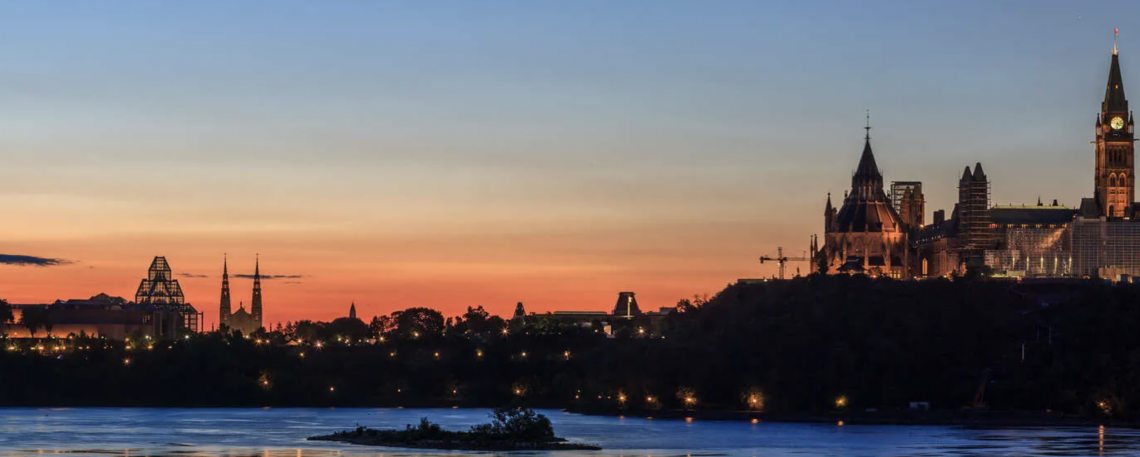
[{"xmin": 1111, "ymin": 116, "xmax": 1125, "ymax": 130}]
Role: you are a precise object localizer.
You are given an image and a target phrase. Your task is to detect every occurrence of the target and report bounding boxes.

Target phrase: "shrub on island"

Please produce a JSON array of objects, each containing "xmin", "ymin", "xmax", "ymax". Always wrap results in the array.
[{"xmin": 309, "ymin": 406, "xmax": 601, "ymax": 450}]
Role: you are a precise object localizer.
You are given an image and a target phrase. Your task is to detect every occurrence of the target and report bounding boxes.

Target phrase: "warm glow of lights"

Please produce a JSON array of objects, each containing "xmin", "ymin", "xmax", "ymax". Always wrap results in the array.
[
  {"xmin": 520, "ymin": 351, "xmax": 527, "ymax": 358},
  {"xmin": 745, "ymin": 391, "xmax": 765, "ymax": 411},
  {"xmin": 563, "ymin": 350, "xmax": 571, "ymax": 359},
  {"xmin": 299, "ymin": 352, "xmax": 305, "ymax": 358},
  {"xmin": 123, "ymin": 358, "xmax": 131, "ymax": 366},
  {"xmin": 433, "ymin": 351, "xmax": 440, "ymax": 358},
  {"xmin": 835, "ymin": 395, "xmax": 848, "ymax": 409},
  {"xmin": 646, "ymin": 396, "xmax": 655, "ymax": 402},
  {"xmin": 412, "ymin": 331, "xmax": 420, "ymax": 338},
  {"xmin": 501, "ymin": 328, "xmax": 509, "ymax": 335},
  {"xmin": 838, "ymin": 420, "xmax": 844, "ymax": 426},
  {"xmin": 685, "ymin": 417, "xmax": 694, "ymax": 423},
  {"xmin": 389, "ymin": 351, "xmax": 396, "ymax": 357},
  {"xmin": 314, "ymin": 341, "xmax": 324, "ymax": 349},
  {"xmin": 476, "ymin": 349, "xmax": 483, "ymax": 358},
  {"xmin": 329, "ymin": 386, "xmax": 335, "ymax": 392},
  {"xmin": 378, "ymin": 336, "xmax": 386, "ymax": 343},
  {"xmin": 751, "ymin": 418, "xmax": 759, "ymax": 424},
  {"xmin": 617, "ymin": 393, "xmax": 627, "ymax": 403}
]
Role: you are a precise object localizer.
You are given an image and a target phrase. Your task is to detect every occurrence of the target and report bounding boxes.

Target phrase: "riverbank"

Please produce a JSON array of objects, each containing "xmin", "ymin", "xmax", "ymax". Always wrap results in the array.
[{"xmin": 568, "ymin": 406, "xmax": 1137, "ymax": 428}]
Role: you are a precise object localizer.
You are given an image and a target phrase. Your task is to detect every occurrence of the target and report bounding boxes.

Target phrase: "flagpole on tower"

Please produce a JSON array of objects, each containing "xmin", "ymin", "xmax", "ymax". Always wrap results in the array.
[{"xmin": 1114, "ymin": 28, "xmax": 1119, "ymax": 56}]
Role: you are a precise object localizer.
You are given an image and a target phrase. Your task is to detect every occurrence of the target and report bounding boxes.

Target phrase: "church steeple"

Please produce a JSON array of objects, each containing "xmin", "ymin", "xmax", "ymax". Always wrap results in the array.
[
  {"xmin": 250, "ymin": 255, "xmax": 263, "ymax": 330},
  {"xmin": 219, "ymin": 254, "xmax": 231, "ymax": 328}
]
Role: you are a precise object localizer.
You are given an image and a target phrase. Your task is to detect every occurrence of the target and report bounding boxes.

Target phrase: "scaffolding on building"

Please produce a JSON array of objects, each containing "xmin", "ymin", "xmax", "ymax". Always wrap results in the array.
[
  {"xmin": 890, "ymin": 181, "xmax": 925, "ymax": 228},
  {"xmin": 959, "ymin": 168, "xmax": 996, "ymax": 252}
]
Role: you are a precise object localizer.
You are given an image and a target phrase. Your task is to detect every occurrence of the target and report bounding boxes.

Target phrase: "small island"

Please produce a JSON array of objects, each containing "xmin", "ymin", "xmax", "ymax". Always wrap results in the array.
[{"xmin": 308, "ymin": 407, "xmax": 602, "ymax": 451}]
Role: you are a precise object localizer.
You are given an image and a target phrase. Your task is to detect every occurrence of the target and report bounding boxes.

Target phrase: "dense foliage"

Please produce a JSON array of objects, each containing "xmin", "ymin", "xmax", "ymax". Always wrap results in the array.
[
  {"xmin": 311, "ymin": 407, "xmax": 588, "ymax": 450},
  {"xmin": 2, "ymin": 275, "xmax": 1140, "ymax": 420}
]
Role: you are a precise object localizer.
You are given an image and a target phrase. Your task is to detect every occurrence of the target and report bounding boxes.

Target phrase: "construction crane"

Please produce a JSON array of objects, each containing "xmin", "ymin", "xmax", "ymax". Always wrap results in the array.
[{"xmin": 759, "ymin": 247, "xmax": 812, "ymax": 280}]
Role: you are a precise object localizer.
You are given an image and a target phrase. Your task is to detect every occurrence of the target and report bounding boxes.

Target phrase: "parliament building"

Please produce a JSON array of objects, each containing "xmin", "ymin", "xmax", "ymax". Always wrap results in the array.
[{"xmin": 814, "ymin": 40, "xmax": 1140, "ymax": 281}]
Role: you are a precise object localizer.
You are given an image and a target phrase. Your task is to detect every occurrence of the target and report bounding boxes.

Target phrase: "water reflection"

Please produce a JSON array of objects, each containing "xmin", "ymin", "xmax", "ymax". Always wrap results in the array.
[{"xmin": 0, "ymin": 408, "xmax": 1139, "ymax": 457}]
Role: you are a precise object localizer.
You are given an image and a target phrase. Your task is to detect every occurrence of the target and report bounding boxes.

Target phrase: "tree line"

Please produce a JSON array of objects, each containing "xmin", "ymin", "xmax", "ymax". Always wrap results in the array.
[{"xmin": 2, "ymin": 275, "xmax": 1140, "ymax": 420}]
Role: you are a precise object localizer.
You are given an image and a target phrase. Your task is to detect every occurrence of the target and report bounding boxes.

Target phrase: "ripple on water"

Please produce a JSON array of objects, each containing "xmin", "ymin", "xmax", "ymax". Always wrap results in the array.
[{"xmin": 1, "ymin": 409, "xmax": 1140, "ymax": 457}]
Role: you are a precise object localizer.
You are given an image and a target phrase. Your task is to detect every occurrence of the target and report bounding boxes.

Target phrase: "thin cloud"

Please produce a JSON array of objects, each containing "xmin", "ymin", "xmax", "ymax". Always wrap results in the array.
[
  {"xmin": 235, "ymin": 274, "xmax": 304, "ymax": 280},
  {"xmin": 177, "ymin": 273, "xmax": 210, "ymax": 279},
  {"xmin": 0, "ymin": 254, "xmax": 73, "ymax": 267}
]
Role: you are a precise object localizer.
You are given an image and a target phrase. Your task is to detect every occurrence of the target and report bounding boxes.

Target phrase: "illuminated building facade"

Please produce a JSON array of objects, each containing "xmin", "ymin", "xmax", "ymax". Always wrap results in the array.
[
  {"xmin": 825, "ymin": 40, "xmax": 1140, "ymax": 280},
  {"xmin": 816, "ymin": 122, "xmax": 916, "ymax": 278},
  {"xmin": 4, "ymin": 294, "xmax": 149, "ymax": 339}
]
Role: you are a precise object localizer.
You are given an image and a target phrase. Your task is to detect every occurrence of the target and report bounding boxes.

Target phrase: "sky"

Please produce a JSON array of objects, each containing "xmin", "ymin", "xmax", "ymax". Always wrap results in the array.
[{"xmin": 0, "ymin": 1, "xmax": 1133, "ymax": 326}]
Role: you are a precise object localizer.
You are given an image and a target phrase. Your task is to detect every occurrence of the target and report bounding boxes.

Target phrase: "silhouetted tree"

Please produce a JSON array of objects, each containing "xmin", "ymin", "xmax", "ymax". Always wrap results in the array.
[
  {"xmin": 20, "ymin": 307, "xmax": 50, "ymax": 338},
  {"xmin": 0, "ymin": 298, "xmax": 13, "ymax": 328},
  {"xmin": 369, "ymin": 315, "xmax": 395, "ymax": 338},
  {"xmin": 391, "ymin": 307, "xmax": 445, "ymax": 337},
  {"xmin": 327, "ymin": 317, "xmax": 369, "ymax": 342}
]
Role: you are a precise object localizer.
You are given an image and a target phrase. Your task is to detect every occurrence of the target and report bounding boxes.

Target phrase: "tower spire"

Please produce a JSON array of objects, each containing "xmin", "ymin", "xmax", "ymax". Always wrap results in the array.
[
  {"xmin": 219, "ymin": 253, "xmax": 231, "ymax": 329},
  {"xmin": 251, "ymin": 254, "xmax": 263, "ymax": 331},
  {"xmin": 864, "ymin": 110, "xmax": 871, "ymax": 141},
  {"xmin": 1115, "ymin": 27, "xmax": 1119, "ymax": 56}
]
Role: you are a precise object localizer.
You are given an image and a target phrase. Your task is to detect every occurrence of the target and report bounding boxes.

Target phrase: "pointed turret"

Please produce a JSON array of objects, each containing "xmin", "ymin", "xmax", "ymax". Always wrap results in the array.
[
  {"xmin": 853, "ymin": 138, "xmax": 882, "ymax": 183},
  {"xmin": 960, "ymin": 166, "xmax": 973, "ymax": 183},
  {"xmin": 219, "ymin": 254, "xmax": 231, "ymax": 328},
  {"xmin": 824, "ymin": 193, "xmax": 836, "ymax": 233},
  {"xmin": 1105, "ymin": 53, "xmax": 1128, "ymax": 113},
  {"xmin": 251, "ymin": 255, "xmax": 263, "ymax": 330},
  {"xmin": 850, "ymin": 118, "xmax": 884, "ymax": 198},
  {"xmin": 349, "ymin": 302, "xmax": 357, "ymax": 320},
  {"xmin": 972, "ymin": 162, "xmax": 987, "ymax": 182}
]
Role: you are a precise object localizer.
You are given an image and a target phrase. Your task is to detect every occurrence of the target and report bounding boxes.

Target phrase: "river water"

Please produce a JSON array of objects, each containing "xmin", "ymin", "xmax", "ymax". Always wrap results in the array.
[{"xmin": 0, "ymin": 408, "xmax": 1136, "ymax": 456}]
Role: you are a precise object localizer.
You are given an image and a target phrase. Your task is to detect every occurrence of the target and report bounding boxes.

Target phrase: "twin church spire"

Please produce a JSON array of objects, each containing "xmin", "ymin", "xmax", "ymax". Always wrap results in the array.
[{"xmin": 218, "ymin": 255, "xmax": 264, "ymax": 334}]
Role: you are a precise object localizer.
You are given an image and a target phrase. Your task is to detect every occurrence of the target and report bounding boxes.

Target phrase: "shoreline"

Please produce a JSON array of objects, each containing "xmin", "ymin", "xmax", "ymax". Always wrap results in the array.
[
  {"xmin": 566, "ymin": 406, "xmax": 1139, "ymax": 428},
  {"xmin": 5, "ymin": 404, "xmax": 1136, "ymax": 428}
]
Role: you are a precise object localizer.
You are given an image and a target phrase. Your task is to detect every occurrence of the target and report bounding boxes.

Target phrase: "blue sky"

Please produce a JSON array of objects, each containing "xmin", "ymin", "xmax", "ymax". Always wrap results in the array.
[{"xmin": 0, "ymin": 1, "xmax": 1133, "ymax": 320}]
